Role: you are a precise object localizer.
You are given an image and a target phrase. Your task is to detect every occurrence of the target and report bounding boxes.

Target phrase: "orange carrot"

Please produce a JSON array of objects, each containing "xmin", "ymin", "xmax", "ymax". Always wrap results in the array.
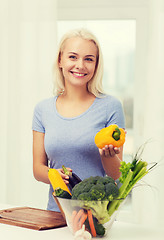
[
  {"xmin": 79, "ymin": 212, "xmax": 87, "ymax": 228},
  {"xmin": 73, "ymin": 209, "xmax": 84, "ymax": 232},
  {"xmin": 71, "ymin": 210, "xmax": 77, "ymax": 232},
  {"xmin": 71, "ymin": 209, "xmax": 87, "ymax": 233},
  {"xmin": 87, "ymin": 209, "xmax": 97, "ymax": 237},
  {"xmin": 71, "ymin": 210, "xmax": 77, "ymax": 223}
]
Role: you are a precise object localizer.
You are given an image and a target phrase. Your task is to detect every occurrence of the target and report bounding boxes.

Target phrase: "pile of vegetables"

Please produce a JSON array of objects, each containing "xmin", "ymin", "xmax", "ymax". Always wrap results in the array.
[
  {"xmin": 48, "ymin": 125, "xmax": 156, "ymax": 238},
  {"xmin": 48, "ymin": 151, "xmax": 152, "ymax": 237}
]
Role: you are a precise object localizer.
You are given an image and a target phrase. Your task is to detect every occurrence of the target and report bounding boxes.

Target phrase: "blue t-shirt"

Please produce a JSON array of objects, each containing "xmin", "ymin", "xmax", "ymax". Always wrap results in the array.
[{"xmin": 32, "ymin": 95, "xmax": 125, "ymax": 211}]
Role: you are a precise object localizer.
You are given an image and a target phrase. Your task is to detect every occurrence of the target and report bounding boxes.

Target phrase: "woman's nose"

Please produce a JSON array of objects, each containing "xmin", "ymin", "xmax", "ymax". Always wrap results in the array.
[{"xmin": 75, "ymin": 59, "xmax": 84, "ymax": 69}]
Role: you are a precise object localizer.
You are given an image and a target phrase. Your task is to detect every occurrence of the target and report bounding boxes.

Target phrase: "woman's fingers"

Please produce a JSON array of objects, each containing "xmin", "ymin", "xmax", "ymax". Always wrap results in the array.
[
  {"xmin": 99, "ymin": 145, "xmax": 120, "ymax": 157},
  {"xmin": 57, "ymin": 168, "xmax": 69, "ymax": 184}
]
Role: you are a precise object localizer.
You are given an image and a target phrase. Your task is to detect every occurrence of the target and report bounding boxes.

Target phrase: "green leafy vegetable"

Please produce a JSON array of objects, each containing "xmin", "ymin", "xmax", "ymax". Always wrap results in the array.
[
  {"xmin": 108, "ymin": 145, "xmax": 149, "ymax": 217},
  {"xmin": 54, "ymin": 187, "xmax": 72, "ymax": 199},
  {"xmin": 71, "ymin": 176, "xmax": 119, "ymax": 225}
]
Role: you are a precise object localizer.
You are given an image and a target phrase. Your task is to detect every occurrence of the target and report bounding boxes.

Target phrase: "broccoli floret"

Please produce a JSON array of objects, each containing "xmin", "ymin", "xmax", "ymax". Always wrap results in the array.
[
  {"xmin": 97, "ymin": 175, "xmax": 115, "ymax": 185},
  {"xmin": 93, "ymin": 217, "xmax": 106, "ymax": 236},
  {"xmin": 54, "ymin": 187, "xmax": 72, "ymax": 199},
  {"xmin": 71, "ymin": 176, "xmax": 119, "ymax": 224},
  {"xmin": 90, "ymin": 184, "xmax": 106, "ymax": 200},
  {"xmin": 95, "ymin": 223, "xmax": 105, "ymax": 236},
  {"xmin": 85, "ymin": 216, "xmax": 106, "ymax": 237},
  {"xmin": 77, "ymin": 192, "xmax": 93, "ymax": 201},
  {"xmin": 72, "ymin": 182, "xmax": 93, "ymax": 199},
  {"xmin": 105, "ymin": 183, "xmax": 119, "ymax": 201},
  {"xmin": 72, "ymin": 176, "xmax": 118, "ymax": 202}
]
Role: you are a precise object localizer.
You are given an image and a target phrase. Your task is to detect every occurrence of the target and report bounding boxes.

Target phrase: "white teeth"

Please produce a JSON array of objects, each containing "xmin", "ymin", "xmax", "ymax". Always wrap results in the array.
[{"xmin": 73, "ymin": 72, "xmax": 85, "ymax": 76}]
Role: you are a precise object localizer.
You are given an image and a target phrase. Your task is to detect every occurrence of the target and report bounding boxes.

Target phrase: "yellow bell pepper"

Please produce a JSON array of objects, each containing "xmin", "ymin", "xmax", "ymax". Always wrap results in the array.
[
  {"xmin": 94, "ymin": 124, "xmax": 125, "ymax": 149},
  {"xmin": 48, "ymin": 168, "xmax": 71, "ymax": 195}
]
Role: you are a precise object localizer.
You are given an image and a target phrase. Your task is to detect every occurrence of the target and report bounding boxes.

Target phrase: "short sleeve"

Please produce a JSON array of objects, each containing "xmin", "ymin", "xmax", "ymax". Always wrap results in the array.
[
  {"xmin": 32, "ymin": 103, "xmax": 45, "ymax": 133},
  {"xmin": 106, "ymin": 97, "xmax": 125, "ymax": 129}
]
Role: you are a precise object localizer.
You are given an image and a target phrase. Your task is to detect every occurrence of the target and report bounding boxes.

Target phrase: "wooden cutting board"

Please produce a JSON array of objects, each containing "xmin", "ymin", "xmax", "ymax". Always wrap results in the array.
[{"xmin": 0, "ymin": 207, "xmax": 67, "ymax": 230}]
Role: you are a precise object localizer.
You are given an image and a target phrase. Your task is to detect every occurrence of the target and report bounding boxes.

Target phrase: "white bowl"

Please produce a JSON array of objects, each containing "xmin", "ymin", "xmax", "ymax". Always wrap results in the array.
[{"xmin": 53, "ymin": 196, "xmax": 124, "ymax": 238}]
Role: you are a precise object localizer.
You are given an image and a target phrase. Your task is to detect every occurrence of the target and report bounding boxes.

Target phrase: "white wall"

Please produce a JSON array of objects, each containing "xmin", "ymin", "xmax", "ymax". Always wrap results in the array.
[
  {"xmin": 133, "ymin": 0, "xmax": 164, "ymax": 229},
  {"xmin": 0, "ymin": 0, "xmax": 57, "ymax": 209}
]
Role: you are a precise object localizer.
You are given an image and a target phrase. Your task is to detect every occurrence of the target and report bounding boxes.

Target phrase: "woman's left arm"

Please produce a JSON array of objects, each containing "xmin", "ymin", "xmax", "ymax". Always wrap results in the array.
[{"xmin": 99, "ymin": 145, "xmax": 123, "ymax": 180}]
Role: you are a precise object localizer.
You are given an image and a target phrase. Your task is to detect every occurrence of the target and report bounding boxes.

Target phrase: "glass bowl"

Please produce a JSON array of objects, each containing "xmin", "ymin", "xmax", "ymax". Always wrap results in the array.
[{"xmin": 53, "ymin": 195, "xmax": 125, "ymax": 238}]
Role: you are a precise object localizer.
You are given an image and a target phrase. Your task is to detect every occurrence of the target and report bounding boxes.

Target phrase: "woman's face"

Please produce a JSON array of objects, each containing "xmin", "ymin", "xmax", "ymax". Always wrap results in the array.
[{"xmin": 59, "ymin": 37, "xmax": 98, "ymax": 89}]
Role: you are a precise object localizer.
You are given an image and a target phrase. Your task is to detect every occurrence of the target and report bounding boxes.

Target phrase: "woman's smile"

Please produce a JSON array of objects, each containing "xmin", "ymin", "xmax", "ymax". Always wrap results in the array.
[{"xmin": 70, "ymin": 71, "xmax": 88, "ymax": 78}]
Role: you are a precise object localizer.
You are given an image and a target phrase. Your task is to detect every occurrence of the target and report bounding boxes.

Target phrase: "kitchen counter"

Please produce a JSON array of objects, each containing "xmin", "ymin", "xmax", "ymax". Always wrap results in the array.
[{"xmin": 0, "ymin": 203, "xmax": 163, "ymax": 240}]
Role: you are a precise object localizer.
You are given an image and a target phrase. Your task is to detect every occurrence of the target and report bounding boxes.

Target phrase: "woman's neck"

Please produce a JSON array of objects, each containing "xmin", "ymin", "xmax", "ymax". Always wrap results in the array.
[
  {"xmin": 56, "ymin": 87, "xmax": 96, "ymax": 118},
  {"xmin": 62, "ymin": 85, "xmax": 93, "ymax": 101}
]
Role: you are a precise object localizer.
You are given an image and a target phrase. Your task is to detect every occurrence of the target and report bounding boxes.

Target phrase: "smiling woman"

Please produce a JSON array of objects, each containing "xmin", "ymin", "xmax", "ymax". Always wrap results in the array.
[
  {"xmin": 52, "ymin": 29, "xmax": 104, "ymax": 118},
  {"xmin": 57, "ymin": 22, "xmax": 136, "ymax": 155},
  {"xmin": 54, "ymin": 28, "xmax": 104, "ymax": 97},
  {"xmin": 58, "ymin": 37, "xmax": 97, "ymax": 91},
  {"xmin": 32, "ymin": 28, "xmax": 125, "ymax": 212}
]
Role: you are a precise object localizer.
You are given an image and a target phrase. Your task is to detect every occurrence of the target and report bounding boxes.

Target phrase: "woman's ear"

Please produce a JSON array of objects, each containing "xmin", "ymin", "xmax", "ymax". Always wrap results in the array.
[
  {"xmin": 58, "ymin": 53, "xmax": 62, "ymax": 68},
  {"xmin": 58, "ymin": 62, "xmax": 62, "ymax": 68}
]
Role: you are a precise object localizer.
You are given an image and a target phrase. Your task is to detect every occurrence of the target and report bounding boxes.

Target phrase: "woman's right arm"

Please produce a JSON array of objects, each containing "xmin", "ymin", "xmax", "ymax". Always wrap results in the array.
[
  {"xmin": 33, "ymin": 130, "xmax": 70, "ymax": 184},
  {"xmin": 33, "ymin": 130, "xmax": 50, "ymax": 184}
]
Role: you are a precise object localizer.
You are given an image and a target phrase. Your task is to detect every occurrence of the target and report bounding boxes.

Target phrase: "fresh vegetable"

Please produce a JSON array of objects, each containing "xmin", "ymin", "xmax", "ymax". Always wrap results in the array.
[
  {"xmin": 79, "ymin": 212, "xmax": 88, "ymax": 228},
  {"xmin": 70, "ymin": 144, "xmax": 154, "ymax": 236},
  {"xmin": 84, "ymin": 216, "xmax": 105, "ymax": 237},
  {"xmin": 72, "ymin": 209, "xmax": 103, "ymax": 237},
  {"xmin": 71, "ymin": 210, "xmax": 78, "ymax": 232},
  {"xmin": 74, "ymin": 209, "xmax": 85, "ymax": 232},
  {"xmin": 108, "ymin": 145, "xmax": 149, "ymax": 217},
  {"xmin": 87, "ymin": 209, "xmax": 97, "ymax": 237},
  {"xmin": 54, "ymin": 143, "xmax": 157, "ymax": 237},
  {"xmin": 54, "ymin": 187, "xmax": 72, "ymax": 199},
  {"xmin": 105, "ymin": 182, "xmax": 119, "ymax": 201},
  {"xmin": 92, "ymin": 217, "xmax": 106, "ymax": 236},
  {"xmin": 62, "ymin": 165, "xmax": 82, "ymax": 190},
  {"xmin": 94, "ymin": 124, "xmax": 125, "ymax": 148},
  {"xmin": 71, "ymin": 176, "xmax": 119, "ymax": 224},
  {"xmin": 48, "ymin": 168, "xmax": 71, "ymax": 195},
  {"xmin": 71, "ymin": 209, "xmax": 88, "ymax": 233}
]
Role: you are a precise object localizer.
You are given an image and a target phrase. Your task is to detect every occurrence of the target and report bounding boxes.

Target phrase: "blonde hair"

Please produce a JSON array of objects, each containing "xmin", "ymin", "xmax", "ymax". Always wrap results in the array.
[{"xmin": 53, "ymin": 28, "xmax": 104, "ymax": 97}]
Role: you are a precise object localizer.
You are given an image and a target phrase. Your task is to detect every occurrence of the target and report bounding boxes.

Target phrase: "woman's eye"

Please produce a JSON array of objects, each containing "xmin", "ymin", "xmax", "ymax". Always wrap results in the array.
[
  {"xmin": 69, "ymin": 55, "xmax": 77, "ymax": 60},
  {"xmin": 85, "ymin": 58, "xmax": 94, "ymax": 62}
]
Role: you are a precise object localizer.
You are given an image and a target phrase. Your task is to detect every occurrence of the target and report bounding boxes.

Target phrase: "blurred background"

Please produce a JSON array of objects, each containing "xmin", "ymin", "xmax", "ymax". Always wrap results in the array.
[{"xmin": 0, "ymin": 0, "xmax": 164, "ymax": 229}]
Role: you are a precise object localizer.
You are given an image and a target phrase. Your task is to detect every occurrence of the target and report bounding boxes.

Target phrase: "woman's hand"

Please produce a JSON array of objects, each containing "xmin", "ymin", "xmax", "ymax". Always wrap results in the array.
[
  {"xmin": 57, "ymin": 167, "xmax": 72, "ymax": 185},
  {"xmin": 99, "ymin": 144, "xmax": 121, "ymax": 158},
  {"xmin": 99, "ymin": 145, "xmax": 123, "ymax": 180}
]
